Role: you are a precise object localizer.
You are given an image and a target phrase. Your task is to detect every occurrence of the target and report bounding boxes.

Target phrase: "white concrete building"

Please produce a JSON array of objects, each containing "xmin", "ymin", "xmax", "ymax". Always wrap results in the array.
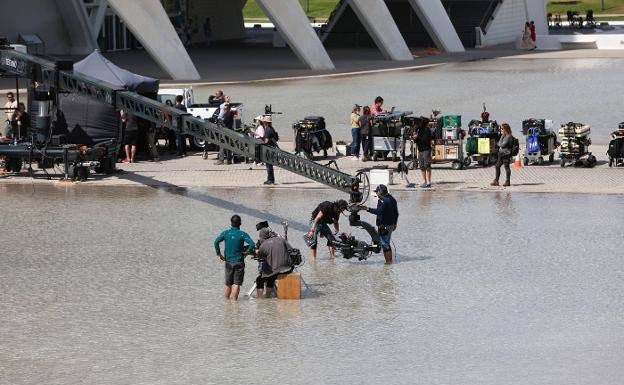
[{"xmin": 0, "ymin": 0, "xmax": 547, "ymax": 80}]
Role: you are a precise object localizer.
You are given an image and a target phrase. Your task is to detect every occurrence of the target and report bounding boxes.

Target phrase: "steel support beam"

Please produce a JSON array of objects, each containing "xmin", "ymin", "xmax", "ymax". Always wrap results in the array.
[
  {"xmin": 106, "ymin": 0, "xmax": 200, "ymax": 80},
  {"xmin": 347, "ymin": 0, "xmax": 413, "ymax": 61},
  {"xmin": 407, "ymin": 0, "xmax": 465, "ymax": 52},
  {"xmin": 256, "ymin": 0, "xmax": 335, "ymax": 70}
]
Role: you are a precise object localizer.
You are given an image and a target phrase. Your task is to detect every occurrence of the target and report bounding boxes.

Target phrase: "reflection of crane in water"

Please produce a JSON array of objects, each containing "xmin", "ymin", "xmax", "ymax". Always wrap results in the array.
[{"xmin": 0, "ymin": 43, "xmax": 379, "ymax": 260}]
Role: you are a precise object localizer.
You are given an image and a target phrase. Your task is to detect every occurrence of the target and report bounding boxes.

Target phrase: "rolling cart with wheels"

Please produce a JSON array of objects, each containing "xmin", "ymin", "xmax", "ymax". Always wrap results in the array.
[
  {"xmin": 293, "ymin": 116, "xmax": 333, "ymax": 160},
  {"xmin": 370, "ymin": 110, "xmax": 411, "ymax": 161},
  {"xmin": 464, "ymin": 120, "xmax": 500, "ymax": 168},
  {"xmin": 558, "ymin": 122, "xmax": 596, "ymax": 167},
  {"xmin": 522, "ymin": 119, "xmax": 558, "ymax": 166},
  {"xmin": 432, "ymin": 114, "xmax": 465, "ymax": 169},
  {"xmin": 607, "ymin": 124, "xmax": 624, "ymax": 167}
]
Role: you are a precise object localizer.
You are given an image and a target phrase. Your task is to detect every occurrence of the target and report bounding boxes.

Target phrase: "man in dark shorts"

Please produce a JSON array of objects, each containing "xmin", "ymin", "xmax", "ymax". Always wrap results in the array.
[
  {"xmin": 121, "ymin": 110, "xmax": 138, "ymax": 163},
  {"xmin": 214, "ymin": 215, "xmax": 255, "ymax": 301},
  {"xmin": 414, "ymin": 119, "xmax": 433, "ymax": 188},
  {"xmin": 305, "ymin": 199, "xmax": 349, "ymax": 259}
]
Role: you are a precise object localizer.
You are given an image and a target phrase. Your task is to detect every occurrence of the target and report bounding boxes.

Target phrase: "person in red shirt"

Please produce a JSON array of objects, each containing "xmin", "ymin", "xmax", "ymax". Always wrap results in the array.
[
  {"xmin": 371, "ymin": 96, "xmax": 386, "ymax": 116},
  {"xmin": 529, "ymin": 21, "xmax": 536, "ymax": 44}
]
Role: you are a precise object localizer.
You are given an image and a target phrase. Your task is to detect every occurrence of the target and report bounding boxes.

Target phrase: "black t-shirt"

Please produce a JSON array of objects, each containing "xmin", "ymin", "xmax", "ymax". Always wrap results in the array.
[
  {"xmin": 263, "ymin": 124, "xmax": 279, "ymax": 147},
  {"xmin": 222, "ymin": 111, "xmax": 234, "ymax": 129},
  {"xmin": 415, "ymin": 125, "xmax": 432, "ymax": 151},
  {"xmin": 312, "ymin": 201, "xmax": 338, "ymax": 224}
]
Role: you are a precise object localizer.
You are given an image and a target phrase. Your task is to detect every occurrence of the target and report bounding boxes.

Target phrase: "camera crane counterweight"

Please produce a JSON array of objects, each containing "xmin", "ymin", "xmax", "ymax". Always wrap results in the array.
[{"xmin": 0, "ymin": 46, "xmax": 369, "ymax": 203}]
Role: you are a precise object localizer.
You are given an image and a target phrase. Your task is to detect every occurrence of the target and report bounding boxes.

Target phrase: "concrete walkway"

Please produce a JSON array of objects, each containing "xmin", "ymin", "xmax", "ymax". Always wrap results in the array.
[{"xmin": 2, "ymin": 143, "xmax": 622, "ymax": 195}]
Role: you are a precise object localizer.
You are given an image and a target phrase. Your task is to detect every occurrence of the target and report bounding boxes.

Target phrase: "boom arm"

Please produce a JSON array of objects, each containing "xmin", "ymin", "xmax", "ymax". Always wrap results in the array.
[{"xmin": 0, "ymin": 47, "xmax": 366, "ymax": 201}]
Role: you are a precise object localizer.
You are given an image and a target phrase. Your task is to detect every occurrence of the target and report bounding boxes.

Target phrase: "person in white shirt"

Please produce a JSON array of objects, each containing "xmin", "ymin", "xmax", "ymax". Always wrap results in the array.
[
  {"xmin": 218, "ymin": 95, "xmax": 231, "ymax": 121},
  {"xmin": 3, "ymin": 92, "xmax": 18, "ymax": 137}
]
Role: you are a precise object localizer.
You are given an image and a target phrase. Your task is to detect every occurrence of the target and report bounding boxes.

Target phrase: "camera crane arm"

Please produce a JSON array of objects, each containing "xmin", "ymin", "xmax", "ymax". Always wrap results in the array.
[{"xmin": 0, "ymin": 47, "xmax": 368, "ymax": 202}]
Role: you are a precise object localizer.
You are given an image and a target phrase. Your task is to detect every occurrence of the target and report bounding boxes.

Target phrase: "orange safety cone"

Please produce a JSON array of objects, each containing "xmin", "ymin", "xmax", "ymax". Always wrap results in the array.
[{"xmin": 513, "ymin": 154, "xmax": 523, "ymax": 169}]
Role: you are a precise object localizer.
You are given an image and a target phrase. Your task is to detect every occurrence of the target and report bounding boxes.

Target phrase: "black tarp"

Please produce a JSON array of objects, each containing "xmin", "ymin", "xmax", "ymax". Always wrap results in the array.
[
  {"xmin": 58, "ymin": 93, "xmax": 120, "ymax": 149},
  {"xmin": 58, "ymin": 51, "xmax": 160, "ymax": 155}
]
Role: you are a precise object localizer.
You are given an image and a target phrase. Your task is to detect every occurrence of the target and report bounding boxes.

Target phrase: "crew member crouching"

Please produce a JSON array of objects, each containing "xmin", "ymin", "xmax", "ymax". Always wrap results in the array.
[
  {"xmin": 255, "ymin": 227, "xmax": 296, "ymax": 298},
  {"xmin": 305, "ymin": 199, "xmax": 349, "ymax": 259},
  {"xmin": 358, "ymin": 184, "xmax": 399, "ymax": 264}
]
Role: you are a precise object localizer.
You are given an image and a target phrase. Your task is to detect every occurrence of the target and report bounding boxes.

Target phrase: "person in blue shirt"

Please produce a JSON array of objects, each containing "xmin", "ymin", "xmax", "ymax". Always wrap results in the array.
[
  {"xmin": 214, "ymin": 214, "xmax": 255, "ymax": 300},
  {"xmin": 357, "ymin": 184, "xmax": 399, "ymax": 264}
]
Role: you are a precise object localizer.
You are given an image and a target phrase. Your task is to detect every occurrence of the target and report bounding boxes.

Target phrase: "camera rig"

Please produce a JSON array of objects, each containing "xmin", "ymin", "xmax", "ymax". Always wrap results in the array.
[{"xmin": 331, "ymin": 205, "xmax": 381, "ymax": 261}]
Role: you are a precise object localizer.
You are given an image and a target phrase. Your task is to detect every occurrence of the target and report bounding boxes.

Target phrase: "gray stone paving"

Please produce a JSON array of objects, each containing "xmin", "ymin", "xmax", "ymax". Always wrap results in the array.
[{"xmin": 2, "ymin": 143, "xmax": 622, "ymax": 194}]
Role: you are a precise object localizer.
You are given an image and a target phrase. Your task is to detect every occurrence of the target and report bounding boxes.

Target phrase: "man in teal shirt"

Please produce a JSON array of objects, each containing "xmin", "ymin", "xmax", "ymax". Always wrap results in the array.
[{"xmin": 214, "ymin": 215, "xmax": 255, "ymax": 300}]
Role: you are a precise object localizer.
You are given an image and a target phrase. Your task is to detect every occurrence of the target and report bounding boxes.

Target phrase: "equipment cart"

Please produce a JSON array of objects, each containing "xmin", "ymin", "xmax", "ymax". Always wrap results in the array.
[
  {"xmin": 293, "ymin": 116, "xmax": 333, "ymax": 160},
  {"xmin": 521, "ymin": 119, "xmax": 558, "ymax": 165},
  {"xmin": 464, "ymin": 120, "xmax": 500, "ymax": 167},
  {"xmin": 607, "ymin": 122, "xmax": 624, "ymax": 167},
  {"xmin": 430, "ymin": 114, "xmax": 466, "ymax": 169},
  {"xmin": 558, "ymin": 122, "xmax": 596, "ymax": 167},
  {"xmin": 370, "ymin": 110, "xmax": 412, "ymax": 161}
]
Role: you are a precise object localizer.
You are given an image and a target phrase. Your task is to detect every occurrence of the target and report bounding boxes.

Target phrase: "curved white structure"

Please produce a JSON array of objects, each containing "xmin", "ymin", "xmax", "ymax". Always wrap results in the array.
[{"xmin": 0, "ymin": 0, "xmax": 549, "ymax": 80}]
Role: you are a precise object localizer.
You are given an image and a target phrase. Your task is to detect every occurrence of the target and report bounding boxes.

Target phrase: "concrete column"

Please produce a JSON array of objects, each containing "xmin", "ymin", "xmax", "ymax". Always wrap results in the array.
[
  {"xmin": 526, "ymin": 0, "xmax": 548, "ymax": 35},
  {"xmin": 407, "ymin": 0, "xmax": 465, "ymax": 52},
  {"xmin": 88, "ymin": 0, "xmax": 108, "ymax": 41},
  {"xmin": 55, "ymin": 0, "xmax": 98, "ymax": 55},
  {"xmin": 107, "ymin": 0, "xmax": 200, "ymax": 80},
  {"xmin": 347, "ymin": 0, "xmax": 413, "ymax": 61},
  {"xmin": 256, "ymin": 0, "xmax": 334, "ymax": 70}
]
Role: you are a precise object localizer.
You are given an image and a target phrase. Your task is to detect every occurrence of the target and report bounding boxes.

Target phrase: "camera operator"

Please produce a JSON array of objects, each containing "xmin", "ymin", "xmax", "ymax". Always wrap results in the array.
[
  {"xmin": 255, "ymin": 227, "xmax": 295, "ymax": 298},
  {"xmin": 305, "ymin": 199, "xmax": 349, "ymax": 259},
  {"xmin": 357, "ymin": 185, "xmax": 399, "ymax": 264}
]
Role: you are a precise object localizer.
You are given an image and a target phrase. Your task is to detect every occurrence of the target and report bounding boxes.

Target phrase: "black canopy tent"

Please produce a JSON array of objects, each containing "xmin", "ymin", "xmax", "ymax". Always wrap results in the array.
[{"xmin": 59, "ymin": 50, "xmax": 159, "ymax": 156}]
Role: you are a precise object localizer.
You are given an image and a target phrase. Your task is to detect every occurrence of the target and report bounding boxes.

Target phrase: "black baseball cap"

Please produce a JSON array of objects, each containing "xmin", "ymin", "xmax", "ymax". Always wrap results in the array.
[{"xmin": 374, "ymin": 184, "xmax": 388, "ymax": 194}]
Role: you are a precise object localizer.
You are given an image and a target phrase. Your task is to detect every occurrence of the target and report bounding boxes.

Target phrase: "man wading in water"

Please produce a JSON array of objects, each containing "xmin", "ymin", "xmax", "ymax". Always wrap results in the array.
[{"xmin": 214, "ymin": 215, "xmax": 255, "ymax": 301}]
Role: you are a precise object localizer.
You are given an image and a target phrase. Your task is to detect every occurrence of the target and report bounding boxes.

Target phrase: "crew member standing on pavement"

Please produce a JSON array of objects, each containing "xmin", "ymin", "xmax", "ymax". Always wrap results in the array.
[
  {"xmin": 3, "ymin": 92, "xmax": 17, "ymax": 137},
  {"xmin": 174, "ymin": 95, "xmax": 187, "ymax": 157},
  {"xmin": 414, "ymin": 118, "xmax": 433, "ymax": 188},
  {"xmin": 350, "ymin": 104, "xmax": 361, "ymax": 160},
  {"xmin": 214, "ymin": 214, "xmax": 255, "ymax": 301},
  {"xmin": 216, "ymin": 103, "xmax": 234, "ymax": 165},
  {"xmin": 358, "ymin": 184, "xmax": 399, "ymax": 264},
  {"xmin": 305, "ymin": 199, "xmax": 349, "ymax": 259},
  {"xmin": 261, "ymin": 115, "xmax": 278, "ymax": 185},
  {"xmin": 491, "ymin": 123, "xmax": 514, "ymax": 187}
]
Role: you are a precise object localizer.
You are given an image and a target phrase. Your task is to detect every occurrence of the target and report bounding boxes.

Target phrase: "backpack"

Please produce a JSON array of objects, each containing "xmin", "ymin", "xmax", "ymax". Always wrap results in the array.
[{"xmin": 510, "ymin": 136, "xmax": 520, "ymax": 157}]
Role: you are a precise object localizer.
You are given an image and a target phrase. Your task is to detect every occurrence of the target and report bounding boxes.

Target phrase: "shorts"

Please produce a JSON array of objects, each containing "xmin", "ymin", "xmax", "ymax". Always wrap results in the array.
[
  {"xmin": 306, "ymin": 221, "xmax": 336, "ymax": 250},
  {"xmin": 379, "ymin": 226, "xmax": 394, "ymax": 252},
  {"xmin": 418, "ymin": 149, "xmax": 432, "ymax": 171},
  {"xmin": 124, "ymin": 130, "xmax": 138, "ymax": 146},
  {"xmin": 256, "ymin": 274, "xmax": 276, "ymax": 290},
  {"xmin": 224, "ymin": 261, "xmax": 245, "ymax": 286}
]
